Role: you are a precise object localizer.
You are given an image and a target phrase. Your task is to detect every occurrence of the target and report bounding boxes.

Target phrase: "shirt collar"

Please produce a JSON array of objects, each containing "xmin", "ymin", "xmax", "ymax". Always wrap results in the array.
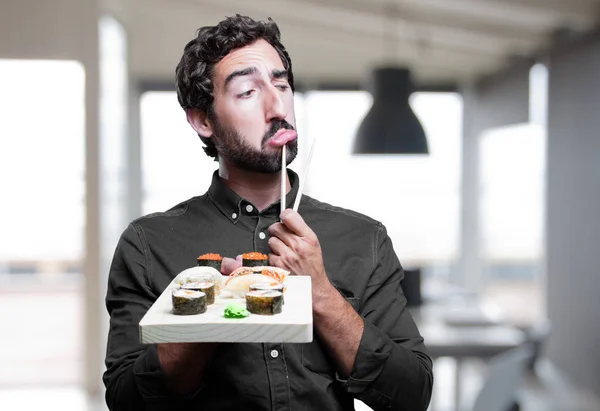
[{"xmin": 207, "ymin": 169, "xmax": 300, "ymax": 223}]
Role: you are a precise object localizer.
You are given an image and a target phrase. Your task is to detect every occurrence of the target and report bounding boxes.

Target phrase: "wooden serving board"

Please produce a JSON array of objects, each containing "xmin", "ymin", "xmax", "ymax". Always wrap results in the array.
[{"xmin": 139, "ymin": 276, "xmax": 313, "ymax": 343}]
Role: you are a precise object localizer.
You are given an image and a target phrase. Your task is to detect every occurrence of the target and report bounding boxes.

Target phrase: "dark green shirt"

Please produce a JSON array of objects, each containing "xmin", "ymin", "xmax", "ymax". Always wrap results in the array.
[{"xmin": 103, "ymin": 170, "xmax": 433, "ymax": 410}]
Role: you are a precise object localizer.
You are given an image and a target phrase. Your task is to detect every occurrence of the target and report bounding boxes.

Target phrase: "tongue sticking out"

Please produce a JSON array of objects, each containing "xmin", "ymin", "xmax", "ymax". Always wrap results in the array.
[{"xmin": 268, "ymin": 129, "xmax": 297, "ymax": 148}]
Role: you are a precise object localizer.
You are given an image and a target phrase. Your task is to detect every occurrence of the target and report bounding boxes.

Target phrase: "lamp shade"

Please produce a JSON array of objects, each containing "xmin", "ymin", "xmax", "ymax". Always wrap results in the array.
[{"xmin": 353, "ymin": 67, "xmax": 429, "ymax": 154}]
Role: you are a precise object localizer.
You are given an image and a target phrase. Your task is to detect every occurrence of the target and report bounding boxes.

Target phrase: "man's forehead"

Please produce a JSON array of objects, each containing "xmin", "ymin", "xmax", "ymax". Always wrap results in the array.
[{"xmin": 215, "ymin": 40, "xmax": 284, "ymax": 83}]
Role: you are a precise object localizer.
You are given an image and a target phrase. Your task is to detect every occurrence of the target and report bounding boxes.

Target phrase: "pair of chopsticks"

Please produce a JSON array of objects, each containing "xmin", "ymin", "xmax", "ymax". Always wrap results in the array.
[{"xmin": 281, "ymin": 137, "xmax": 317, "ymax": 215}]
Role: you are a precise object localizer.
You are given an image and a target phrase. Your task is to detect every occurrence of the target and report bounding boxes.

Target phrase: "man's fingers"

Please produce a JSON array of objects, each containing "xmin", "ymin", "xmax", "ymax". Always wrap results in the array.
[
  {"xmin": 268, "ymin": 235, "xmax": 288, "ymax": 257},
  {"xmin": 268, "ymin": 222, "xmax": 295, "ymax": 247},
  {"xmin": 279, "ymin": 209, "xmax": 311, "ymax": 237}
]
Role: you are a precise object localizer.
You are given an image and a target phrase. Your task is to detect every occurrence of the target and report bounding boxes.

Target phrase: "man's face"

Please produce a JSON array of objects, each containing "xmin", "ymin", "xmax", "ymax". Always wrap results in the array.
[{"xmin": 210, "ymin": 39, "xmax": 297, "ymax": 173}]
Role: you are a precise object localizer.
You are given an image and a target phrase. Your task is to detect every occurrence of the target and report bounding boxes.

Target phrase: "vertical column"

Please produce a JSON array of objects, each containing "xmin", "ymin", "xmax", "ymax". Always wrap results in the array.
[
  {"xmin": 83, "ymin": 5, "xmax": 131, "ymax": 398},
  {"xmin": 81, "ymin": 0, "xmax": 102, "ymax": 397},
  {"xmin": 545, "ymin": 34, "xmax": 600, "ymax": 396},
  {"xmin": 127, "ymin": 84, "xmax": 143, "ymax": 222},
  {"xmin": 457, "ymin": 86, "xmax": 483, "ymax": 292}
]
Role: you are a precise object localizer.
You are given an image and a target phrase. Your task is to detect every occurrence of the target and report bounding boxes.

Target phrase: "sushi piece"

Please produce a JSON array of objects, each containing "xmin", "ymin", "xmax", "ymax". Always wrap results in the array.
[
  {"xmin": 246, "ymin": 290, "xmax": 284, "ymax": 315},
  {"xmin": 250, "ymin": 281, "xmax": 285, "ymax": 304},
  {"xmin": 172, "ymin": 289, "xmax": 207, "ymax": 315},
  {"xmin": 224, "ymin": 273, "xmax": 281, "ymax": 298},
  {"xmin": 223, "ymin": 266, "xmax": 288, "ymax": 298},
  {"xmin": 181, "ymin": 281, "xmax": 215, "ymax": 305},
  {"xmin": 227, "ymin": 266, "xmax": 255, "ymax": 278},
  {"xmin": 229, "ymin": 266, "xmax": 289, "ymax": 283},
  {"xmin": 249, "ymin": 282, "xmax": 284, "ymax": 293},
  {"xmin": 173, "ymin": 266, "xmax": 223, "ymax": 295},
  {"xmin": 196, "ymin": 253, "xmax": 222, "ymax": 271},
  {"xmin": 242, "ymin": 252, "xmax": 269, "ymax": 267}
]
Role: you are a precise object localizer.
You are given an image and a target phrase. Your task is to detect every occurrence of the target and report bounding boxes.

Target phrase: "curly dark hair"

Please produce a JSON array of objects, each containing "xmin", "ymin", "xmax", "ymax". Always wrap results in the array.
[{"xmin": 175, "ymin": 15, "xmax": 295, "ymax": 159}]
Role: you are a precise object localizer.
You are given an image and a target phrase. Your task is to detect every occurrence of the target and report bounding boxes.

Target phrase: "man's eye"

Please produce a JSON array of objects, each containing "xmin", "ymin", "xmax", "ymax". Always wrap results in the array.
[
  {"xmin": 237, "ymin": 90, "xmax": 254, "ymax": 98},
  {"xmin": 276, "ymin": 85, "xmax": 289, "ymax": 91}
]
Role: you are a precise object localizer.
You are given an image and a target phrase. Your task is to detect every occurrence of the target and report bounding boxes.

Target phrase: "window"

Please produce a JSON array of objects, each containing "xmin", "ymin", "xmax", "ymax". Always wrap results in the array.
[{"xmin": 0, "ymin": 59, "xmax": 85, "ymax": 385}]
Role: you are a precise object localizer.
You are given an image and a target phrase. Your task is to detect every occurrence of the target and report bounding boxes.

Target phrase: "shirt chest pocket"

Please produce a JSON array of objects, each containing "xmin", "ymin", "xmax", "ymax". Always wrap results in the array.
[{"xmin": 301, "ymin": 296, "xmax": 361, "ymax": 378}]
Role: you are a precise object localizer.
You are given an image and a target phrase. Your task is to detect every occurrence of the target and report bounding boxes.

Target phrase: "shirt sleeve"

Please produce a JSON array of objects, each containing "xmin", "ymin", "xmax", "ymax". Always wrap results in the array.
[
  {"xmin": 336, "ymin": 223, "xmax": 434, "ymax": 410},
  {"xmin": 103, "ymin": 223, "xmax": 204, "ymax": 411}
]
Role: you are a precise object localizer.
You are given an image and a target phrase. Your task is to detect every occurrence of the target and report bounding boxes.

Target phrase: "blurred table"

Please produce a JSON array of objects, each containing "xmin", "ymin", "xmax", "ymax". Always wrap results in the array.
[{"xmin": 410, "ymin": 279, "xmax": 526, "ymax": 411}]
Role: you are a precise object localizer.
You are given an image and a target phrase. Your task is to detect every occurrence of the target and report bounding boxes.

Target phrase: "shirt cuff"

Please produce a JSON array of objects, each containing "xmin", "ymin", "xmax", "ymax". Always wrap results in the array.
[{"xmin": 335, "ymin": 320, "xmax": 392, "ymax": 395}]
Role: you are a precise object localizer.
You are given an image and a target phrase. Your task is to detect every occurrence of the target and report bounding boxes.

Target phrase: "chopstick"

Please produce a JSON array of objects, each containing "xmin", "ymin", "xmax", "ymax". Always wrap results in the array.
[
  {"xmin": 281, "ymin": 144, "xmax": 287, "ymax": 215},
  {"xmin": 293, "ymin": 137, "xmax": 316, "ymax": 212}
]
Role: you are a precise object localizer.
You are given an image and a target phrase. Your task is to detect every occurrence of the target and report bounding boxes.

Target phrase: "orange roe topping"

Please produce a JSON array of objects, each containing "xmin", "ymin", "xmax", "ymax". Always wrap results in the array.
[
  {"xmin": 243, "ymin": 252, "xmax": 268, "ymax": 260},
  {"xmin": 261, "ymin": 269, "xmax": 284, "ymax": 282},
  {"xmin": 197, "ymin": 253, "xmax": 223, "ymax": 261}
]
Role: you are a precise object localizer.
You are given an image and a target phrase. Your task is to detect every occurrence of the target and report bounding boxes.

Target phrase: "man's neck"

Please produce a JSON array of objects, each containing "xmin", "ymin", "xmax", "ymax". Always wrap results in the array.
[{"xmin": 218, "ymin": 161, "xmax": 291, "ymax": 212}]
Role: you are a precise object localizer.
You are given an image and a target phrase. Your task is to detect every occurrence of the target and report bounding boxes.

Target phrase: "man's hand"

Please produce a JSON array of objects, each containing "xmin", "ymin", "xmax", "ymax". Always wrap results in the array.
[
  {"xmin": 267, "ymin": 209, "xmax": 332, "ymax": 293},
  {"xmin": 269, "ymin": 209, "xmax": 363, "ymax": 377}
]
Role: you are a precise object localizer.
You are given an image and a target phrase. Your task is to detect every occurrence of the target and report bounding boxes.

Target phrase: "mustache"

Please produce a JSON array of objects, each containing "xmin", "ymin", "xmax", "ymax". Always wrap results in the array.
[{"xmin": 261, "ymin": 120, "xmax": 295, "ymax": 146}]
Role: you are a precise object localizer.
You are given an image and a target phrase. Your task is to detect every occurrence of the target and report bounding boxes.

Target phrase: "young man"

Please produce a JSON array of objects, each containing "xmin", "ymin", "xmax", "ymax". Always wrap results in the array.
[{"xmin": 104, "ymin": 15, "xmax": 433, "ymax": 411}]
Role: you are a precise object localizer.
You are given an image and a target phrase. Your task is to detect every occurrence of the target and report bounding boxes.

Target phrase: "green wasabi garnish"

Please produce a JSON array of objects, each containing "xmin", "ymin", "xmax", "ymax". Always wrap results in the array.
[{"xmin": 224, "ymin": 303, "xmax": 250, "ymax": 319}]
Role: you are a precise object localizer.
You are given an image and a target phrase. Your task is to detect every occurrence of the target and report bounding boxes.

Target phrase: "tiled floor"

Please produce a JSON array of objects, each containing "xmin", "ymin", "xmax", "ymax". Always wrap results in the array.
[{"xmin": 0, "ymin": 276, "xmax": 598, "ymax": 411}]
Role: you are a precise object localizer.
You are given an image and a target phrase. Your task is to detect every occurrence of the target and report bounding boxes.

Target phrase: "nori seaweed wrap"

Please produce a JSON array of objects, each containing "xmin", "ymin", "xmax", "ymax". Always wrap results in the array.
[
  {"xmin": 172, "ymin": 289, "xmax": 207, "ymax": 315},
  {"xmin": 196, "ymin": 253, "xmax": 223, "ymax": 271},
  {"xmin": 249, "ymin": 282, "xmax": 285, "ymax": 304},
  {"xmin": 246, "ymin": 290, "xmax": 283, "ymax": 315},
  {"xmin": 242, "ymin": 252, "xmax": 269, "ymax": 267},
  {"xmin": 182, "ymin": 281, "xmax": 215, "ymax": 305}
]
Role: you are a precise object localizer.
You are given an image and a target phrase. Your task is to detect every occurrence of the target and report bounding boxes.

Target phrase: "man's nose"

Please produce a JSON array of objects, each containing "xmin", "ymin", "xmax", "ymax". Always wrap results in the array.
[{"xmin": 264, "ymin": 85, "xmax": 287, "ymax": 121}]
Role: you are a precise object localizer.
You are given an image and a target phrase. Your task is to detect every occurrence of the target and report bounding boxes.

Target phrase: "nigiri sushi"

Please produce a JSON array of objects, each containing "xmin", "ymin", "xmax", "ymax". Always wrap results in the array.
[
  {"xmin": 224, "ymin": 273, "xmax": 282, "ymax": 299},
  {"xmin": 228, "ymin": 266, "xmax": 289, "ymax": 283},
  {"xmin": 173, "ymin": 266, "xmax": 223, "ymax": 295}
]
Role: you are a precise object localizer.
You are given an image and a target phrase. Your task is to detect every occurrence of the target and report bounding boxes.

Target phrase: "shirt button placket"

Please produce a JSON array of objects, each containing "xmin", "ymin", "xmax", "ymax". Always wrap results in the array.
[{"xmin": 254, "ymin": 216, "xmax": 273, "ymax": 254}]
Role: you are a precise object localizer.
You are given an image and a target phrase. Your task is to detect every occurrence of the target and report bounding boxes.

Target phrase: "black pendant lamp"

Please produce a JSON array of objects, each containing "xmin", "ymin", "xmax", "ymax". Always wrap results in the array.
[{"xmin": 353, "ymin": 67, "xmax": 429, "ymax": 154}]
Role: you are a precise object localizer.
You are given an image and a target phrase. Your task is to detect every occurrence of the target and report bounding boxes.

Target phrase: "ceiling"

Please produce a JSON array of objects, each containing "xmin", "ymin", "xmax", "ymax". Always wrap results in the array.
[{"xmin": 123, "ymin": 0, "xmax": 600, "ymax": 89}]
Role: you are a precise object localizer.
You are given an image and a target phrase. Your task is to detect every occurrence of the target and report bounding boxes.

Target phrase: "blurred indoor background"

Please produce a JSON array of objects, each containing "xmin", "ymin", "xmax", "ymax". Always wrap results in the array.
[{"xmin": 0, "ymin": 0, "xmax": 599, "ymax": 410}]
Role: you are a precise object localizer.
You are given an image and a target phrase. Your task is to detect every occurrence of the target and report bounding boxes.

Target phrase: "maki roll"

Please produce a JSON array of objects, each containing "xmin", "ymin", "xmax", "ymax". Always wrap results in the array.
[
  {"xmin": 246, "ymin": 290, "xmax": 284, "ymax": 315},
  {"xmin": 242, "ymin": 252, "xmax": 269, "ymax": 267},
  {"xmin": 172, "ymin": 289, "xmax": 207, "ymax": 315},
  {"xmin": 174, "ymin": 266, "xmax": 223, "ymax": 295},
  {"xmin": 182, "ymin": 281, "xmax": 215, "ymax": 305},
  {"xmin": 249, "ymin": 282, "xmax": 284, "ymax": 293},
  {"xmin": 250, "ymin": 282, "xmax": 285, "ymax": 304},
  {"xmin": 196, "ymin": 253, "xmax": 223, "ymax": 271}
]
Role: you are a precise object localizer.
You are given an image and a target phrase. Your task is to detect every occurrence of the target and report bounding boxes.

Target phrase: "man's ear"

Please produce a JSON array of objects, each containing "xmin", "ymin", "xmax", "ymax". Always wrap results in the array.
[{"xmin": 186, "ymin": 109, "xmax": 213, "ymax": 138}]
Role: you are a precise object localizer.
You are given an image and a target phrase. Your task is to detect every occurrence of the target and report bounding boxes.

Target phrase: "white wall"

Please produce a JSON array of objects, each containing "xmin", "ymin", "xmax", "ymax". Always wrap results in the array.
[
  {"xmin": 0, "ymin": 0, "xmax": 90, "ymax": 60},
  {"xmin": 546, "ymin": 34, "xmax": 600, "ymax": 395}
]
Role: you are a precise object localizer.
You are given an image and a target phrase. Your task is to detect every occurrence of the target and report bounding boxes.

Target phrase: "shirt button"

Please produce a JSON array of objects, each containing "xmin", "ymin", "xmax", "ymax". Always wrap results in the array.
[
  {"xmin": 270, "ymin": 349, "xmax": 279, "ymax": 358},
  {"xmin": 231, "ymin": 212, "xmax": 237, "ymax": 219},
  {"xmin": 246, "ymin": 204, "xmax": 254, "ymax": 213},
  {"xmin": 259, "ymin": 232, "xmax": 266, "ymax": 240}
]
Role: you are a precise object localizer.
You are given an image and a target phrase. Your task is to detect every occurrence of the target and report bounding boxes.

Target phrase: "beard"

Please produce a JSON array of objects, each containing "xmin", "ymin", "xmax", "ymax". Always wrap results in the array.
[{"xmin": 211, "ymin": 116, "xmax": 298, "ymax": 173}]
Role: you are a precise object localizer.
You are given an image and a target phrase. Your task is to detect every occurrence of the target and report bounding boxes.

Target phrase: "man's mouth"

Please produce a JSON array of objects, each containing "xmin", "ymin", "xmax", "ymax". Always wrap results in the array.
[{"xmin": 268, "ymin": 128, "xmax": 297, "ymax": 147}]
